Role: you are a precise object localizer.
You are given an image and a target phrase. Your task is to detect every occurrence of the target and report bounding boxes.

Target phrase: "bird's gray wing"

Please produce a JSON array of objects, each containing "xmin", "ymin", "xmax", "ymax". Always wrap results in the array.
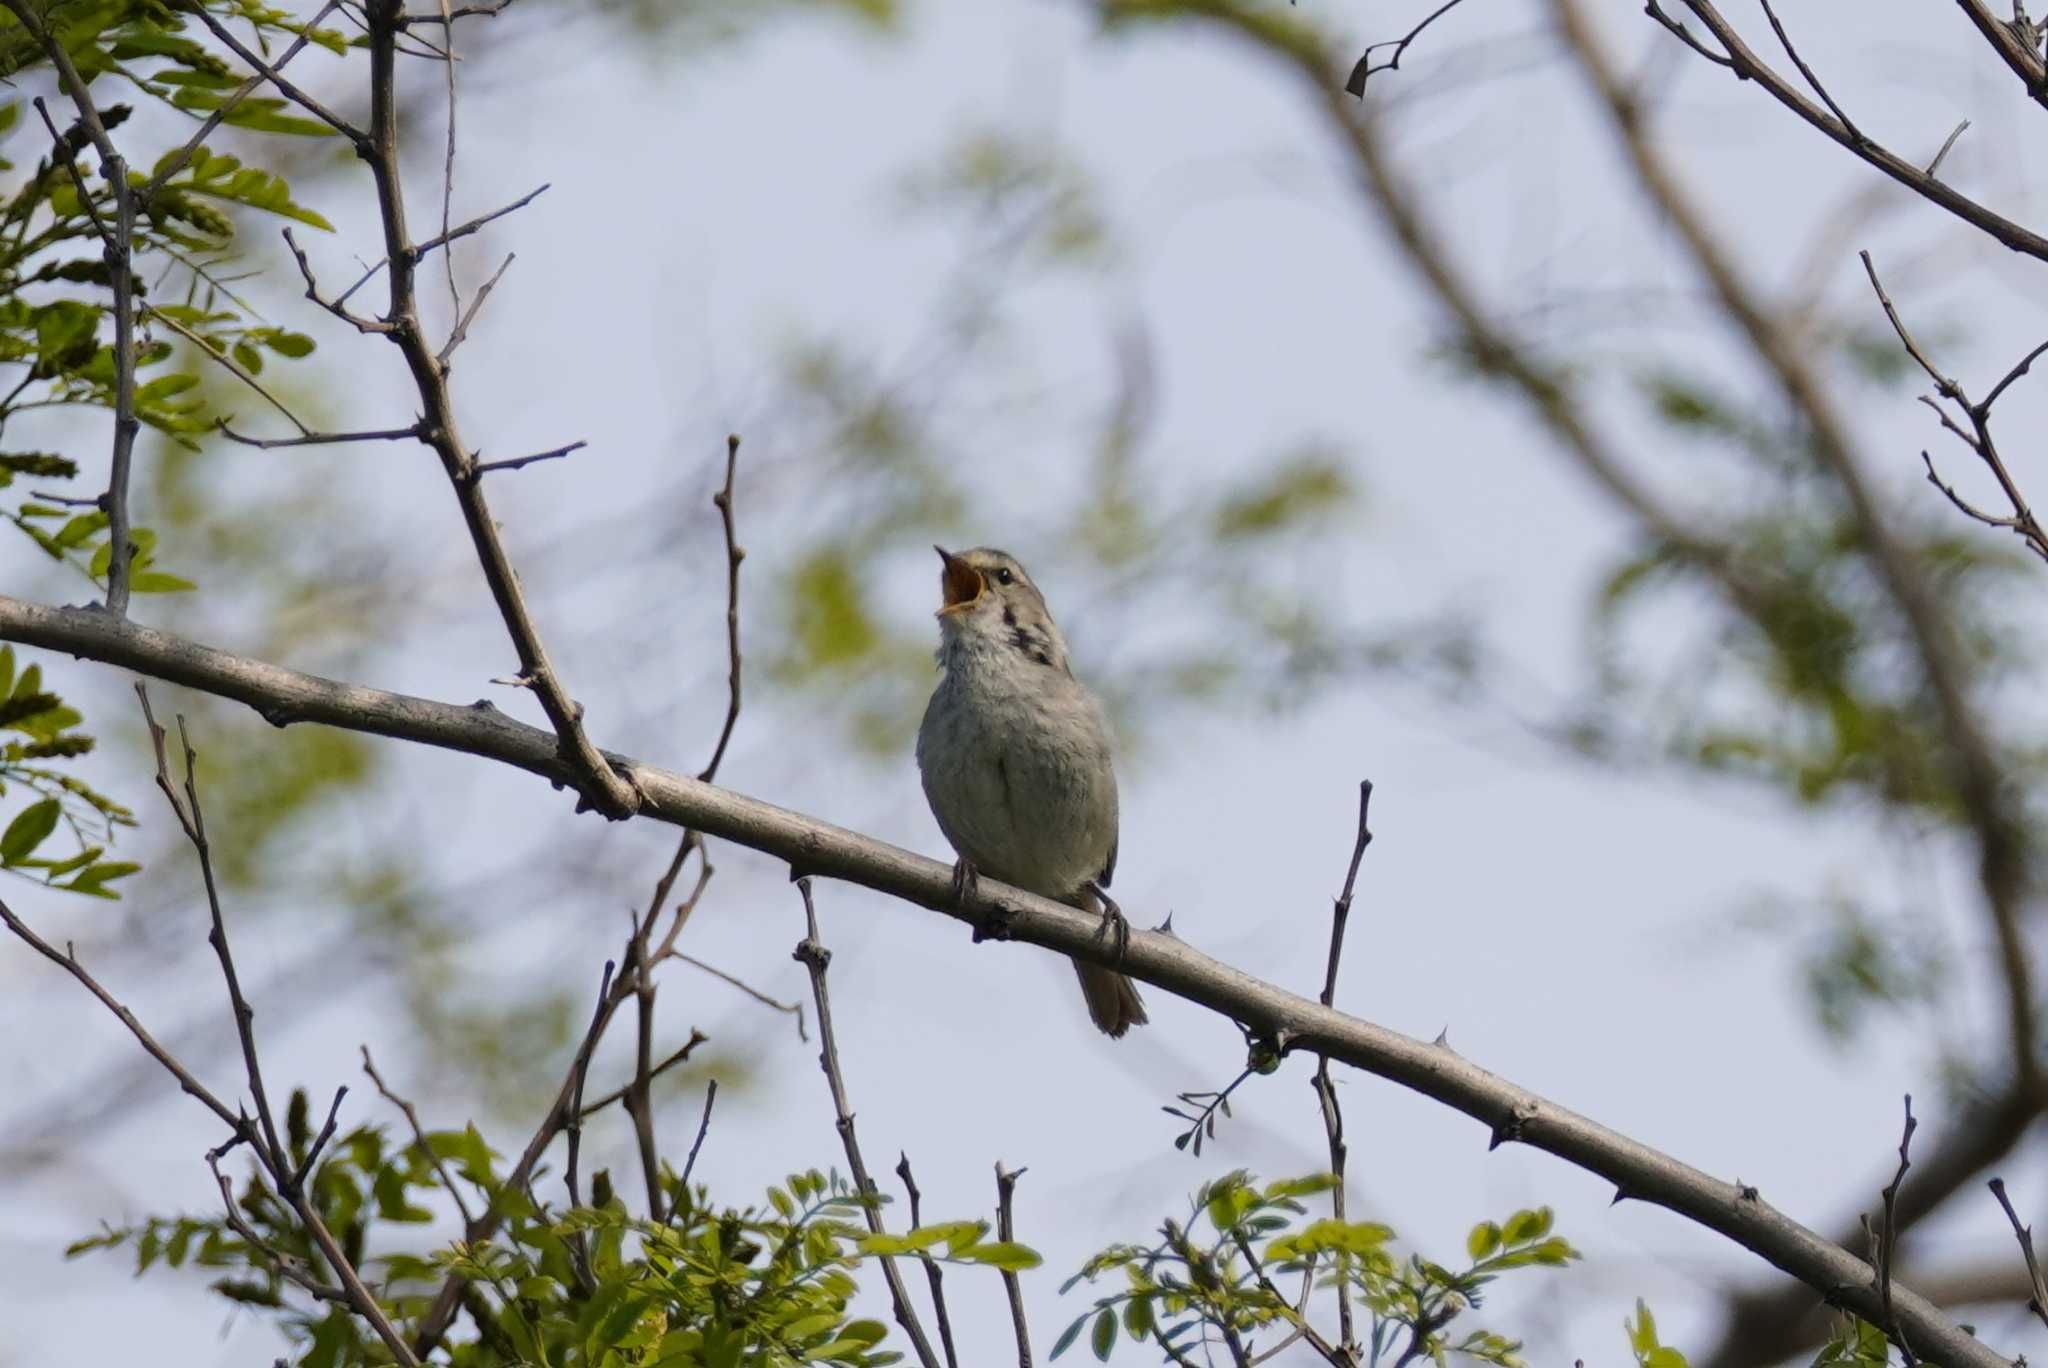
[{"xmin": 1099, "ymin": 833, "xmax": 1117, "ymax": 888}]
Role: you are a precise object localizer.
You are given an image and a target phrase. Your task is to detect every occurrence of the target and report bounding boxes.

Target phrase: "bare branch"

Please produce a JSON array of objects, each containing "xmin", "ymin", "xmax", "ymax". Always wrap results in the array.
[
  {"xmin": 4, "ymin": 6, "xmax": 140, "ymax": 615},
  {"xmin": 1859, "ymin": 252, "xmax": 2048, "ymax": 564},
  {"xmin": 1988, "ymin": 1178, "xmax": 2048, "ymax": 1334},
  {"xmin": 471, "ymin": 440, "xmax": 585, "ymax": 478},
  {"xmin": 136, "ymin": 686, "xmax": 286, "ymax": 1172},
  {"xmin": 143, "ymin": 304, "xmax": 312, "ymax": 437},
  {"xmin": 1925, "ymin": 119, "xmax": 1970, "ymax": 178},
  {"xmin": 351, "ymin": 0, "xmax": 635, "ymax": 817},
  {"xmin": 361, "ymin": 1045, "xmax": 478, "ymax": 1227},
  {"xmin": 1756, "ymin": 0, "xmax": 1862, "ymax": 143},
  {"xmin": 184, "ymin": 6, "xmax": 369, "ymax": 147},
  {"xmin": 667, "ymin": 952, "xmax": 807, "ymax": 1038},
  {"xmin": 283, "ymin": 227, "xmax": 391, "ymax": 335},
  {"xmin": 1314, "ymin": 779, "xmax": 1373, "ymax": 1360},
  {"xmin": 291, "ymin": 1085, "xmax": 349, "ymax": 1191},
  {"xmin": 141, "ymin": 1, "xmax": 345, "ymax": 201},
  {"xmin": 678, "ymin": 1078, "xmax": 717, "ymax": 1195},
  {"xmin": 1863, "ymin": 1097, "xmax": 1920, "ymax": 1364},
  {"xmin": 561, "ymin": 959, "xmax": 616, "ymax": 1216},
  {"xmin": 218, "ymin": 419, "xmax": 424, "ymax": 450},
  {"xmin": 793, "ymin": 877, "xmax": 942, "ymax": 1368},
  {"xmin": 996, "ymin": 1163, "xmax": 1033, "ymax": 1368},
  {"xmin": 437, "ymin": 250, "xmax": 513, "ymax": 365},
  {"xmin": 701, "ymin": 434, "xmax": 747, "ymax": 783},
  {"xmin": 0, "ymin": 897, "xmax": 245, "ymax": 1136},
  {"xmin": 897, "ymin": 1154, "xmax": 962, "ymax": 1368},
  {"xmin": 1345, "ymin": 0, "xmax": 1473, "ymax": 96},
  {"xmin": 1651, "ymin": 0, "xmax": 2048, "ymax": 262},
  {"xmin": 576, "ymin": 1030, "xmax": 709, "ymax": 1117}
]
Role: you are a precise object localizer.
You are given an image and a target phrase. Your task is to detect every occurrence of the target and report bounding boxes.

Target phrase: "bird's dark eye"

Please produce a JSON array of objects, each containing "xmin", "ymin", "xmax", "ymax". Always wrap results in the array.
[{"xmin": 995, "ymin": 568, "xmax": 1014, "ymax": 586}]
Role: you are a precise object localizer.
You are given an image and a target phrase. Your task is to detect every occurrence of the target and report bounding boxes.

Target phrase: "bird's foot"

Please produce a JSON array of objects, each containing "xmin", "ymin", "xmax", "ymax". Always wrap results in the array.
[
  {"xmin": 950, "ymin": 857, "xmax": 979, "ymax": 908},
  {"xmin": 1086, "ymin": 880, "xmax": 1129, "ymax": 966}
]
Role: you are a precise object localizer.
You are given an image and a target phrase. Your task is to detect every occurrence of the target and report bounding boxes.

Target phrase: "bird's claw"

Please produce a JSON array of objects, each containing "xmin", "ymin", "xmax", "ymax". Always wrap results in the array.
[
  {"xmin": 1087, "ymin": 880, "xmax": 1129, "ymax": 967},
  {"xmin": 950, "ymin": 858, "xmax": 979, "ymax": 908}
]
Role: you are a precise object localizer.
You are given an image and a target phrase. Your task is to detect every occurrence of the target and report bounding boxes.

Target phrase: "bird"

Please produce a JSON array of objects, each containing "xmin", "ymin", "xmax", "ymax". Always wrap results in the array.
[{"xmin": 916, "ymin": 545, "xmax": 1148, "ymax": 1038}]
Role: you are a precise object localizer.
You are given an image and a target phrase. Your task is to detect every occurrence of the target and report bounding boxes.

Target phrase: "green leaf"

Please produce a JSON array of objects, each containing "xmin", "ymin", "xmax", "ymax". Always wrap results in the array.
[
  {"xmin": 263, "ymin": 330, "xmax": 316, "ymax": 358},
  {"xmin": 130, "ymin": 571, "xmax": 197, "ymax": 593},
  {"xmin": 955, "ymin": 1240, "xmax": 1040, "ymax": 1271},
  {"xmin": 53, "ymin": 511, "xmax": 107, "ymax": 548},
  {"xmin": 1467, "ymin": 1221, "xmax": 1502, "ymax": 1260},
  {"xmin": 1, "ymin": 798, "xmax": 61, "ymax": 864},
  {"xmin": 1050, "ymin": 1315, "xmax": 1087, "ymax": 1361},
  {"xmin": 1090, "ymin": 1307, "xmax": 1117, "ymax": 1361}
]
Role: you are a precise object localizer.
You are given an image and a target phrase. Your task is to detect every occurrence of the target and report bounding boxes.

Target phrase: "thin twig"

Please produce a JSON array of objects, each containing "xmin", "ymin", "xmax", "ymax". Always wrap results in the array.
[
  {"xmin": 436, "ymin": 0, "xmax": 459, "ymax": 318},
  {"xmin": 282, "ymin": 226, "xmax": 390, "ymax": 334},
  {"xmin": 1345, "ymin": 0, "xmax": 1473, "ymax": 95},
  {"xmin": 898, "ymin": 1154, "xmax": 962, "ymax": 1368},
  {"xmin": 144, "ymin": 304, "xmax": 312, "ymax": 436},
  {"xmin": 577, "ymin": 1030, "xmax": 709, "ymax": 1117},
  {"xmin": 1860, "ymin": 250, "xmax": 2048, "ymax": 564},
  {"xmin": 1863, "ymin": 1096, "xmax": 1919, "ymax": 1365},
  {"xmin": 562, "ymin": 960, "xmax": 617, "ymax": 1214},
  {"xmin": 183, "ymin": 6, "xmax": 368, "ymax": 146},
  {"xmin": 471, "ymin": 440, "xmax": 584, "ymax": 478},
  {"xmin": 331, "ymin": 183, "xmax": 550, "ymax": 311},
  {"xmin": 0, "ymin": 896, "xmax": 244, "ymax": 1135},
  {"xmin": 141, "ymin": 1, "xmax": 345, "ymax": 201},
  {"xmin": 678, "ymin": 1078, "xmax": 718, "ymax": 1194},
  {"xmin": 436, "ymin": 250, "xmax": 512, "ymax": 365},
  {"xmin": 668, "ymin": 952, "xmax": 808, "ymax": 1038},
  {"xmin": 792, "ymin": 877, "xmax": 942, "ymax": 1368},
  {"xmin": 1226, "ymin": 1225, "xmax": 1348, "ymax": 1366},
  {"xmin": 361, "ymin": 1045, "xmax": 478, "ymax": 1227},
  {"xmin": 205, "ymin": 1154, "xmax": 348, "ymax": 1305},
  {"xmin": 1988, "ymin": 1178, "xmax": 2048, "ymax": 1334},
  {"xmin": 996, "ymin": 1162, "xmax": 1034, "ymax": 1368},
  {"xmin": 5, "ymin": 4, "xmax": 140, "ymax": 614},
  {"xmin": 137, "ymin": 687, "xmax": 286, "ymax": 1173},
  {"xmin": 701, "ymin": 434, "xmax": 746, "ymax": 782},
  {"xmin": 1925, "ymin": 119, "xmax": 1970, "ymax": 178},
  {"xmin": 290, "ymin": 1085, "xmax": 349, "ymax": 1191},
  {"xmin": 1315, "ymin": 780, "xmax": 1374, "ymax": 1362},
  {"xmin": 1756, "ymin": 0, "xmax": 1861, "ymax": 143},
  {"xmin": 217, "ymin": 419, "xmax": 423, "ymax": 450}
]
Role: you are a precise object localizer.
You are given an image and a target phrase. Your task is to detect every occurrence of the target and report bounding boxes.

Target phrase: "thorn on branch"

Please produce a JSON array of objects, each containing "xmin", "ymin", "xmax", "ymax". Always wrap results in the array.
[{"xmin": 471, "ymin": 440, "xmax": 585, "ymax": 480}]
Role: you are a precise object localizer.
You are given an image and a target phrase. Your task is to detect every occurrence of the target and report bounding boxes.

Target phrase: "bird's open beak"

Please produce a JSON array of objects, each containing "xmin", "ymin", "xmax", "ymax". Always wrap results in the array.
[{"xmin": 935, "ymin": 545, "xmax": 983, "ymax": 615}]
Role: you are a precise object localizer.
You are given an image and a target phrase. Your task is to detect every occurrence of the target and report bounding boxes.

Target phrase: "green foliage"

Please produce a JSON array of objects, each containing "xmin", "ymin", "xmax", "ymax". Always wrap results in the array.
[
  {"xmin": 1810, "ymin": 1316, "xmax": 1893, "ymax": 1367},
  {"xmin": 1053, "ymin": 1172, "xmax": 1576, "ymax": 1364},
  {"xmin": 1626, "ymin": 1299, "xmax": 1690, "ymax": 1368},
  {"xmin": 77, "ymin": 1091, "xmax": 1034, "ymax": 1367},
  {"xmin": 0, "ymin": 644, "xmax": 135, "ymax": 895}
]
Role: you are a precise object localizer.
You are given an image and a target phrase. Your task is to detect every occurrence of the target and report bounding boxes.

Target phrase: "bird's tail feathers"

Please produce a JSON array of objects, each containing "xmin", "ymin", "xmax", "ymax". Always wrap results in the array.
[{"xmin": 1074, "ymin": 960, "xmax": 1148, "ymax": 1038}]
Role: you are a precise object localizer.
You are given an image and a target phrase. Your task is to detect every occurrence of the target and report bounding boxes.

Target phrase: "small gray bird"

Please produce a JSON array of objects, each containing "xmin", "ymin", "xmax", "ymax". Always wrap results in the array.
[{"xmin": 916, "ymin": 546, "xmax": 1148, "ymax": 1038}]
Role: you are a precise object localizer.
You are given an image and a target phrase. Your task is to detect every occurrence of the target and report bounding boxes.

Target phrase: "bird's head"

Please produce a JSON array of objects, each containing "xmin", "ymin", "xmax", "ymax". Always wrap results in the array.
[{"xmin": 931, "ymin": 545, "xmax": 1070, "ymax": 673}]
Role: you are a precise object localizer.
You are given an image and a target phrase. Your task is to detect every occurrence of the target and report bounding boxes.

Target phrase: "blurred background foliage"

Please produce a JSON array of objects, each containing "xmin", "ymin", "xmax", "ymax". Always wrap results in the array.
[{"xmin": 1, "ymin": 0, "xmax": 2043, "ymax": 1363}]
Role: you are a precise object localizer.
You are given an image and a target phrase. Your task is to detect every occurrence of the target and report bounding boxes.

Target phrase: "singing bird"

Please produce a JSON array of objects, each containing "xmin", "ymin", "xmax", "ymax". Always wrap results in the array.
[{"xmin": 915, "ymin": 546, "xmax": 1147, "ymax": 1037}]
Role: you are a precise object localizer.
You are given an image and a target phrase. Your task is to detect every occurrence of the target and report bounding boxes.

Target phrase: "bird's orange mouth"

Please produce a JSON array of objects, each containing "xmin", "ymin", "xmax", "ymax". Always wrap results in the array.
[{"xmin": 936, "ymin": 546, "xmax": 984, "ymax": 614}]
